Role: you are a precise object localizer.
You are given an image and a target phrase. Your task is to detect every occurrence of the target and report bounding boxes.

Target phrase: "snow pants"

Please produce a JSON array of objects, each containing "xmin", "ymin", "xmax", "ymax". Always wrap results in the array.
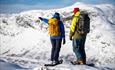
[
  {"xmin": 50, "ymin": 38, "xmax": 62, "ymax": 62},
  {"xmin": 72, "ymin": 34, "xmax": 87, "ymax": 62}
]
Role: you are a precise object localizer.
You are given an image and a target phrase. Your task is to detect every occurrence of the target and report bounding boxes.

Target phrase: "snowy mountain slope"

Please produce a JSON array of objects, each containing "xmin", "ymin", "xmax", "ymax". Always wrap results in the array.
[{"xmin": 0, "ymin": 2, "xmax": 115, "ymax": 70}]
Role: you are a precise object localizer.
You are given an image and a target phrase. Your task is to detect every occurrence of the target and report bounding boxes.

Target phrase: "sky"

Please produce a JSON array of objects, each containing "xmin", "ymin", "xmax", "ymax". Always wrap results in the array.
[{"xmin": 0, "ymin": 0, "xmax": 115, "ymax": 13}]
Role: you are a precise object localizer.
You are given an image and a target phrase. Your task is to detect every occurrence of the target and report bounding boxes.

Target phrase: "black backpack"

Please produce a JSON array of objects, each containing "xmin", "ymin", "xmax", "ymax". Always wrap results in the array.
[{"xmin": 76, "ymin": 12, "xmax": 90, "ymax": 34}]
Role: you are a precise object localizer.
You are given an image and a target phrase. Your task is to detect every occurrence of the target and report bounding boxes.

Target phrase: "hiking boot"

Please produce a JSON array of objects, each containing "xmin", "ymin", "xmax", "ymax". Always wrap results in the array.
[
  {"xmin": 51, "ymin": 60, "xmax": 62, "ymax": 65},
  {"xmin": 71, "ymin": 60, "xmax": 79, "ymax": 65},
  {"xmin": 83, "ymin": 60, "xmax": 86, "ymax": 64},
  {"xmin": 51, "ymin": 61, "xmax": 57, "ymax": 65},
  {"xmin": 44, "ymin": 61, "xmax": 57, "ymax": 66},
  {"xmin": 78, "ymin": 60, "xmax": 86, "ymax": 65},
  {"xmin": 55, "ymin": 60, "xmax": 63, "ymax": 64},
  {"xmin": 71, "ymin": 60, "xmax": 86, "ymax": 65}
]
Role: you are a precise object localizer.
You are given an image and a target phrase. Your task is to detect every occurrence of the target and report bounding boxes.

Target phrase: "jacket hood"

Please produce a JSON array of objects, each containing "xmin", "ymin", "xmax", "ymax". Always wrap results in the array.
[{"xmin": 53, "ymin": 12, "xmax": 60, "ymax": 20}]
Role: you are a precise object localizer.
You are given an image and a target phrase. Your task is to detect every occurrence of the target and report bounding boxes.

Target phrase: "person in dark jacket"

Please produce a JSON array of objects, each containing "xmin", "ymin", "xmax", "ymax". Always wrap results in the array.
[{"xmin": 39, "ymin": 12, "xmax": 65, "ymax": 65}]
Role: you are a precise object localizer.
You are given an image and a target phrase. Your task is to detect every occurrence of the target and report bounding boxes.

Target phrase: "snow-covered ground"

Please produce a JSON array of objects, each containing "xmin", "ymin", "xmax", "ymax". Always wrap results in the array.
[
  {"xmin": 0, "ymin": 2, "xmax": 115, "ymax": 70},
  {"xmin": 0, "ymin": 59, "xmax": 32, "ymax": 70}
]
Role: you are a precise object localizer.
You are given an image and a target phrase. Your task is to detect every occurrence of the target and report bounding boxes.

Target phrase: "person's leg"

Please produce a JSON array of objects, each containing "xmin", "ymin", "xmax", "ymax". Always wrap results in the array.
[
  {"xmin": 72, "ymin": 39, "xmax": 82, "ymax": 62},
  {"xmin": 79, "ymin": 34, "xmax": 87, "ymax": 64},
  {"xmin": 50, "ymin": 38, "xmax": 56, "ymax": 61},
  {"xmin": 54, "ymin": 39, "xmax": 62, "ymax": 62}
]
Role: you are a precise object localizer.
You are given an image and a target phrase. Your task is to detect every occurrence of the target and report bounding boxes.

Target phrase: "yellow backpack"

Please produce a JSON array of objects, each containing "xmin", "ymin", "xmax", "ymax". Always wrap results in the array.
[{"xmin": 48, "ymin": 18, "xmax": 61, "ymax": 36}]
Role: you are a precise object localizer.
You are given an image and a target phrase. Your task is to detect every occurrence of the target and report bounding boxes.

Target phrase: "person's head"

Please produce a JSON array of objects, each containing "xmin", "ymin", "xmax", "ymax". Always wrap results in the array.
[
  {"xmin": 53, "ymin": 12, "xmax": 60, "ymax": 20},
  {"xmin": 73, "ymin": 7, "xmax": 80, "ymax": 14}
]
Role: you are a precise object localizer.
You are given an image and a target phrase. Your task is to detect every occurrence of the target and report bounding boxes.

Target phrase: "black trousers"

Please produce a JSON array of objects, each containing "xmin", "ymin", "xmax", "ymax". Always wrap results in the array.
[{"xmin": 50, "ymin": 38, "xmax": 62, "ymax": 62}]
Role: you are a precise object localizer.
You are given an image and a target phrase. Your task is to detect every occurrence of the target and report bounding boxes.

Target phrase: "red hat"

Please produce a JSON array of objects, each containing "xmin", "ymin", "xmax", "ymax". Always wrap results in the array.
[{"xmin": 73, "ymin": 8, "xmax": 79, "ymax": 14}]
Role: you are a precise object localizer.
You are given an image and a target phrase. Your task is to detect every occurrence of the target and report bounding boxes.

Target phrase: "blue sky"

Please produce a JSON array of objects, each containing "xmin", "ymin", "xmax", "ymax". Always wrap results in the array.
[
  {"xmin": 0, "ymin": 0, "xmax": 115, "ymax": 13},
  {"xmin": 0, "ymin": 0, "xmax": 75, "ymax": 5}
]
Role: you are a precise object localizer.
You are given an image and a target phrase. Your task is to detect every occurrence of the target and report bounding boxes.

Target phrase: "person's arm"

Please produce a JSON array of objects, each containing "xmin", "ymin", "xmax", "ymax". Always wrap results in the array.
[
  {"xmin": 69, "ymin": 11, "xmax": 80, "ymax": 40},
  {"xmin": 69, "ymin": 30, "xmax": 74, "ymax": 40},
  {"xmin": 60, "ymin": 21, "xmax": 65, "ymax": 38},
  {"xmin": 69, "ymin": 16, "xmax": 78, "ymax": 40},
  {"xmin": 70, "ymin": 11, "xmax": 80, "ymax": 32},
  {"xmin": 62, "ymin": 16, "xmax": 73, "ymax": 22},
  {"xmin": 60, "ymin": 21, "xmax": 66, "ymax": 44},
  {"xmin": 39, "ymin": 17, "xmax": 49, "ymax": 24}
]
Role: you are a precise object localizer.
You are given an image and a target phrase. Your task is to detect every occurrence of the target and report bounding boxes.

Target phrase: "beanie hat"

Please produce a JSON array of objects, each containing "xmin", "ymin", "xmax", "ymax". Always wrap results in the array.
[
  {"xmin": 73, "ymin": 8, "xmax": 80, "ymax": 14},
  {"xmin": 53, "ymin": 12, "xmax": 60, "ymax": 20}
]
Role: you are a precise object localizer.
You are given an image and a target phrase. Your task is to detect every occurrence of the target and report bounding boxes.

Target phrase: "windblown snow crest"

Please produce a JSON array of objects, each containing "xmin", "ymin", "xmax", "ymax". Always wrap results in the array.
[{"xmin": 0, "ymin": 2, "xmax": 115, "ymax": 70}]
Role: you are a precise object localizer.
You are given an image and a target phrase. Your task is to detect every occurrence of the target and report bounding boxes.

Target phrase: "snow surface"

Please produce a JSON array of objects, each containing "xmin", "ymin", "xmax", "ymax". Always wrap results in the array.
[{"xmin": 0, "ymin": 2, "xmax": 115, "ymax": 70}]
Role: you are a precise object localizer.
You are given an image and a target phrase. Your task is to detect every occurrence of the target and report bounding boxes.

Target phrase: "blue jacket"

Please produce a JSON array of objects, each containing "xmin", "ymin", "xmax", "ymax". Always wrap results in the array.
[{"xmin": 41, "ymin": 18, "xmax": 65, "ymax": 39}]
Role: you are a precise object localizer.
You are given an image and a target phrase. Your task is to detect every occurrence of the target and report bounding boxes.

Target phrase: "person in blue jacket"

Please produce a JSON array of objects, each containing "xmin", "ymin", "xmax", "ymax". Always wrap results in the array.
[{"xmin": 39, "ymin": 12, "xmax": 66, "ymax": 65}]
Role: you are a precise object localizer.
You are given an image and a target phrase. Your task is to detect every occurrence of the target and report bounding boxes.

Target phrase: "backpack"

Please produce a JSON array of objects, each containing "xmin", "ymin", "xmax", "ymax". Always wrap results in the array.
[
  {"xmin": 48, "ymin": 18, "xmax": 61, "ymax": 36},
  {"xmin": 76, "ymin": 13, "xmax": 90, "ymax": 34}
]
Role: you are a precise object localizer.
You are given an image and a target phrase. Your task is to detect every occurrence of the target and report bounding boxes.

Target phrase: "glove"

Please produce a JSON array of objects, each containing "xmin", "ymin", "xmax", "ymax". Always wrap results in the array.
[
  {"xmin": 39, "ymin": 17, "xmax": 43, "ymax": 20},
  {"xmin": 63, "ymin": 38, "xmax": 66, "ymax": 45},
  {"xmin": 69, "ymin": 36, "xmax": 72, "ymax": 41}
]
